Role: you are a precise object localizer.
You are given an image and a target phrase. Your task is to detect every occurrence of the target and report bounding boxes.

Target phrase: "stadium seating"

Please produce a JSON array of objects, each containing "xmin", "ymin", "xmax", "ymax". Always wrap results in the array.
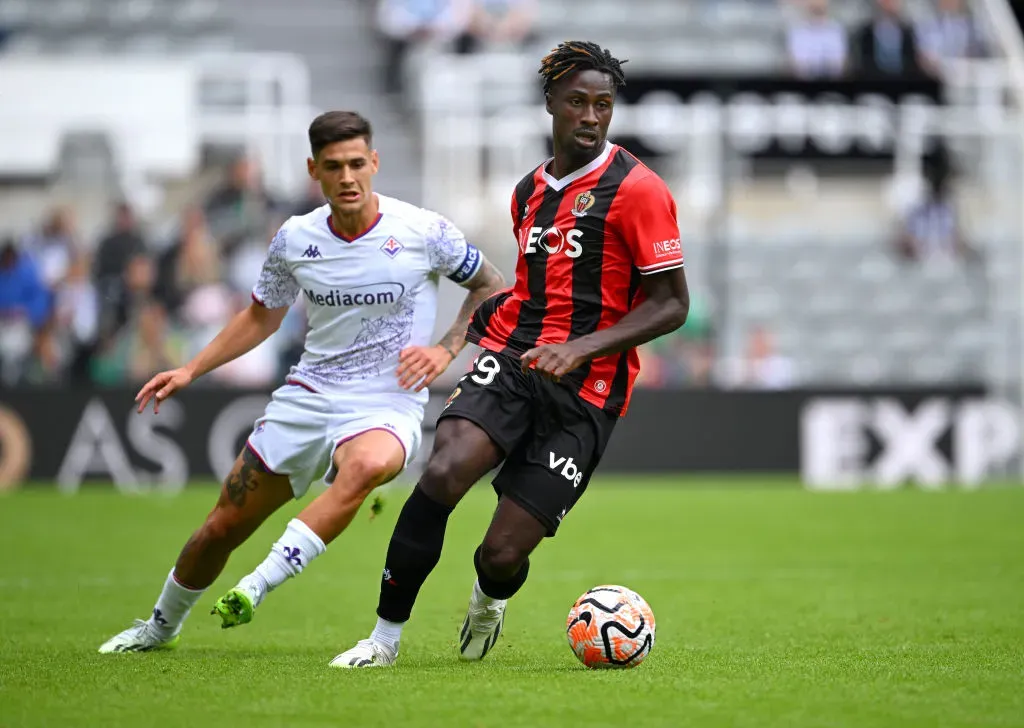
[
  {"xmin": 0, "ymin": 0, "xmax": 232, "ymax": 55},
  {"xmin": 0, "ymin": 0, "xmax": 1018, "ymax": 390}
]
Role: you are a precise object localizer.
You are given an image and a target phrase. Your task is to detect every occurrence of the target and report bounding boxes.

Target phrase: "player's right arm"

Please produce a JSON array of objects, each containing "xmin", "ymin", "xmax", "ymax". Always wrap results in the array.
[{"xmin": 136, "ymin": 226, "xmax": 300, "ymax": 413}]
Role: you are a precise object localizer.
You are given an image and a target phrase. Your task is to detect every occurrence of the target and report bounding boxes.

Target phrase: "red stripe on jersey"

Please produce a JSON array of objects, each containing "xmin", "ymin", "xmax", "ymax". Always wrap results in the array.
[
  {"xmin": 536, "ymin": 190, "xmax": 589, "ymax": 346},
  {"xmin": 468, "ymin": 145, "xmax": 680, "ymax": 417},
  {"xmin": 577, "ymin": 160, "xmax": 665, "ymax": 414}
]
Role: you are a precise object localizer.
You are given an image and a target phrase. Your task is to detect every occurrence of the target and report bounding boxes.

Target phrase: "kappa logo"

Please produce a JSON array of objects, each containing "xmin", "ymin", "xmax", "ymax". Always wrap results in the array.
[
  {"xmin": 548, "ymin": 451, "xmax": 583, "ymax": 488},
  {"xmin": 302, "ymin": 245, "xmax": 322, "ymax": 259},
  {"xmin": 571, "ymin": 190, "xmax": 596, "ymax": 218},
  {"xmin": 380, "ymin": 236, "xmax": 404, "ymax": 259}
]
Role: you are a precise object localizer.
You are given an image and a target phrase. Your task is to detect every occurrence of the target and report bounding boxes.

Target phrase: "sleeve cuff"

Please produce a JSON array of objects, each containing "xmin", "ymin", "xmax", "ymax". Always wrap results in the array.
[{"xmin": 637, "ymin": 259, "xmax": 685, "ymax": 274}]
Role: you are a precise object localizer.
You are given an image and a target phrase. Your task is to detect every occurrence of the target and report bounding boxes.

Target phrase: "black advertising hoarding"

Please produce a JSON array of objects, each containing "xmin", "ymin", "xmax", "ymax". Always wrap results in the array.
[
  {"xmin": 0, "ymin": 387, "xmax": 269, "ymax": 493},
  {"xmin": 1, "ymin": 385, "xmax": 1017, "ymax": 492},
  {"xmin": 609, "ymin": 73, "xmax": 944, "ymax": 168}
]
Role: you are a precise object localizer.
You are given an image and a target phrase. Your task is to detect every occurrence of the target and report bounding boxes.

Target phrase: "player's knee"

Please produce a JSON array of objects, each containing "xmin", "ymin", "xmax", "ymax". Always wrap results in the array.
[
  {"xmin": 335, "ymin": 452, "xmax": 397, "ymax": 496},
  {"xmin": 478, "ymin": 537, "xmax": 526, "ymax": 582},
  {"xmin": 419, "ymin": 451, "xmax": 467, "ymax": 506}
]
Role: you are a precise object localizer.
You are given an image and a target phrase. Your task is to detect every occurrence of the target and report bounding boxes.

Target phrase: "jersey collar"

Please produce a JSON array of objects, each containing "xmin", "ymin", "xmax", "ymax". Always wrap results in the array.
[{"xmin": 541, "ymin": 142, "xmax": 613, "ymax": 192}]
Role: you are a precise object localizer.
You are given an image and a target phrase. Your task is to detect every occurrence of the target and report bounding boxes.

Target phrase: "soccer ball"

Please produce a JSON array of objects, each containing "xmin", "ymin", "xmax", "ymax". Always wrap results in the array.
[{"xmin": 566, "ymin": 585, "xmax": 656, "ymax": 669}]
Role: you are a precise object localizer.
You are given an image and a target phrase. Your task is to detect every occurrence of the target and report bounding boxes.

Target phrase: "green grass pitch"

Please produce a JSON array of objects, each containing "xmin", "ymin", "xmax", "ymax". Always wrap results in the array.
[{"xmin": 1, "ymin": 478, "xmax": 1022, "ymax": 727}]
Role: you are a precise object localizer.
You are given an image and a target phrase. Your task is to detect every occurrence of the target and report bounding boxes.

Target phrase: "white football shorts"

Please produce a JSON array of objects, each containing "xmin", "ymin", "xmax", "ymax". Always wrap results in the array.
[{"xmin": 246, "ymin": 382, "xmax": 424, "ymax": 498}]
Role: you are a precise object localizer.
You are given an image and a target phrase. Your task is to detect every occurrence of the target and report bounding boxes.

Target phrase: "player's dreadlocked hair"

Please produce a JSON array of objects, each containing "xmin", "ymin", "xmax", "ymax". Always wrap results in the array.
[{"xmin": 539, "ymin": 41, "xmax": 627, "ymax": 95}]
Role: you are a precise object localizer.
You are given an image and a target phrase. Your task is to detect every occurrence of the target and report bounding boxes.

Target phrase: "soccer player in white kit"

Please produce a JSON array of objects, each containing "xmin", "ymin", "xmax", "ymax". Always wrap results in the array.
[{"xmin": 98, "ymin": 111, "xmax": 505, "ymax": 655}]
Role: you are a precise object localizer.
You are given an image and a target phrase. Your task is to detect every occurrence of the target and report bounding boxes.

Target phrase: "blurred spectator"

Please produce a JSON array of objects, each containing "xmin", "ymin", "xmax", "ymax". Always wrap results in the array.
[
  {"xmin": 53, "ymin": 252, "xmax": 100, "ymax": 384},
  {"xmin": 895, "ymin": 162, "xmax": 978, "ymax": 263},
  {"xmin": 786, "ymin": 0, "xmax": 848, "ymax": 79},
  {"xmin": 91, "ymin": 299, "xmax": 186, "ymax": 386},
  {"xmin": 94, "ymin": 202, "xmax": 146, "ymax": 296},
  {"xmin": 850, "ymin": 0, "xmax": 925, "ymax": 79},
  {"xmin": 22, "ymin": 206, "xmax": 79, "ymax": 290},
  {"xmin": 90, "ymin": 252, "xmax": 186, "ymax": 385},
  {"xmin": 376, "ymin": 0, "xmax": 472, "ymax": 97},
  {"xmin": 916, "ymin": 0, "xmax": 987, "ymax": 75},
  {"xmin": 203, "ymin": 155, "xmax": 279, "ymax": 255},
  {"xmin": 721, "ymin": 326, "xmax": 797, "ymax": 389},
  {"xmin": 636, "ymin": 296, "xmax": 715, "ymax": 388},
  {"xmin": 453, "ymin": 0, "xmax": 537, "ymax": 55},
  {"xmin": 0, "ymin": 237, "xmax": 56, "ymax": 385},
  {"xmin": 290, "ymin": 178, "xmax": 325, "ymax": 218},
  {"xmin": 93, "ymin": 201, "xmax": 146, "ymax": 335},
  {"xmin": 155, "ymin": 206, "xmax": 223, "ymax": 318},
  {"xmin": 745, "ymin": 326, "xmax": 797, "ymax": 389}
]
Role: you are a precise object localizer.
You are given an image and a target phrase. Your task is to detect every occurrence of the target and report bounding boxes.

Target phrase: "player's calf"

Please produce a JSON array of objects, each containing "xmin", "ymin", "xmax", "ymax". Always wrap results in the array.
[
  {"xmin": 99, "ymin": 449, "xmax": 292, "ymax": 653},
  {"xmin": 217, "ymin": 431, "xmax": 404, "ymax": 630}
]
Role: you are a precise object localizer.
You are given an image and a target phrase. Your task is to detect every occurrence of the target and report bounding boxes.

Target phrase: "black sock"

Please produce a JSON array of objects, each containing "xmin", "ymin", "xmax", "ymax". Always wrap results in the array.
[
  {"xmin": 376, "ymin": 486, "xmax": 454, "ymax": 623},
  {"xmin": 473, "ymin": 546, "xmax": 530, "ymax": 600}
]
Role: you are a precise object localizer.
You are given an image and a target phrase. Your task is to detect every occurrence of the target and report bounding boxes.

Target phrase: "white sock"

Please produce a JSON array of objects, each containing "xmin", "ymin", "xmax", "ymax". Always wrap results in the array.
[
  {"xmin": 370, "ymin": 617, "xmax": 403, "ymax": 653},
  {"xmin": 150, "ymin": 569, "xmax": 205, "ymax": 635},
  {"xmin": 236, "ymin": 518, "xmax": 326, "ymax": 607},
  {"xmin": 473, "ymin": 579, "xmax": 503, "ymax": 606}
]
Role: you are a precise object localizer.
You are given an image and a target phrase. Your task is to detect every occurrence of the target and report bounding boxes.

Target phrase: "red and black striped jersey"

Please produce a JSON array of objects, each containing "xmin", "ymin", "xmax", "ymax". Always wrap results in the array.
[{"xmin": 466, "ymin": 143, "xmax": 684, "ymax": 416}]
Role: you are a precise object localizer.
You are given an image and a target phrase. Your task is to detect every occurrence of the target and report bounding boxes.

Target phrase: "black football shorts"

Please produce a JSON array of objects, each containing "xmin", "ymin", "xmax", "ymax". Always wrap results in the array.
[{"xmin": 437, "ymin": 349, "xmax": 617, "ymax": 536}]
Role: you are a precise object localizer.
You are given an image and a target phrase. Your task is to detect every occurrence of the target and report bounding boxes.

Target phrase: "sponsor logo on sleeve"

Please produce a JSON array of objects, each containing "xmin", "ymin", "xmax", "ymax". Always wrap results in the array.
[{"xmin": 653, "ymin": 238, "xmax": 682, "ymax": 259}]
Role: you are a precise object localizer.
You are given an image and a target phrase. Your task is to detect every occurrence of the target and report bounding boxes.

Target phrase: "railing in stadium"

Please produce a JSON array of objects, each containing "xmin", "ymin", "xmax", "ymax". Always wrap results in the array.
[{"xmin": 0, "ymin": 51, "xmax": 316, "ymax": 199}]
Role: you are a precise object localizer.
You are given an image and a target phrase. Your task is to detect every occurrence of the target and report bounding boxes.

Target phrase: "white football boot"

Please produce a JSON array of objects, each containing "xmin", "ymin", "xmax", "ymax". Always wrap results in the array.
[
  {"xmin": 98, "ymin": 619, "xmax": 179, "ymax": 654},
  {"xmin": 458, "ymin": 581, "xmax": 506, "ymax": 661},
  {"xmin": 328, "ymin": 638, "xmax": 398, "ymax": 668}
]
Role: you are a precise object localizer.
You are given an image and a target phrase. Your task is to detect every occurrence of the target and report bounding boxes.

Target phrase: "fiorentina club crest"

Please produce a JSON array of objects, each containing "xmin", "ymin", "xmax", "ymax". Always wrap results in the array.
[
  {"xmin": 380, "ymin": 236, "xmax": 404, "ymax": 258},
  {"xmin": 571, "ymin": 190, "xmax": 596, "ymax": 218}
]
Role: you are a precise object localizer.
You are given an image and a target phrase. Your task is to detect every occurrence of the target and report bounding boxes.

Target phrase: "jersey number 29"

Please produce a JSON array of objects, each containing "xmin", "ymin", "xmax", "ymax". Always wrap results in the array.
[{"xmin": 464, "ymin": 354, "xmax": 501, "ymax": 386}]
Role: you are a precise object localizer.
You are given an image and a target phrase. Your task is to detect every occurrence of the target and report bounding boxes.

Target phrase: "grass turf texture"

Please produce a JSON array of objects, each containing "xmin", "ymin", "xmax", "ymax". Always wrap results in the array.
[{"xmin": 1, "ymin": 480, "xmax": 1022, "ymax": 728}]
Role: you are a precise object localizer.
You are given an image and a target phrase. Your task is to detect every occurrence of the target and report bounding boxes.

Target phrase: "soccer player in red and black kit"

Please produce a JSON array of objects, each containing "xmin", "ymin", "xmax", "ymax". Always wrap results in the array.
[{"xmin": 332, "ymin": 41, "xmax": 689, "ymax": 668}]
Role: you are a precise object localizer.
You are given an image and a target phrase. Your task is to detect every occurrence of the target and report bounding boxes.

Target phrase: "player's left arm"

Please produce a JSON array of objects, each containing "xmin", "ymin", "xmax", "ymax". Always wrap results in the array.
[
  {"xmin": 522, "ymin": 174, "xmax": 689, "ymax": 379},
  {"xmin": 397, "ymin": 217, "xmax": 506, "ymax": 391}
]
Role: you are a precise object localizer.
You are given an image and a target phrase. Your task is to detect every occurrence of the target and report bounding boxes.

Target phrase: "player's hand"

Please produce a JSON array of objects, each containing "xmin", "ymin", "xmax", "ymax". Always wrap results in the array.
[
  {"xmin": 135, "ymin": 367, "xmax": 194, "ymax": 414},
  {"xmin": 520, "ymin": 342, "xmax": 589, "ymax": 381},
  {"xmin": 397, "ymin": 345, "xmax": 454, "ymax": 392}
]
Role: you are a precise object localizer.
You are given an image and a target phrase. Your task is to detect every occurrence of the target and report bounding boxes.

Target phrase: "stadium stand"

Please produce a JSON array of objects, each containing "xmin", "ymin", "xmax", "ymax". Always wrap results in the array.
[
  {"xmin": 404, "ymin": 0, "xmax": 1022, "ymax": 391},
  {"xmin": 0, "ymin": 0, "xmax": 1021, "ymax": 396}
]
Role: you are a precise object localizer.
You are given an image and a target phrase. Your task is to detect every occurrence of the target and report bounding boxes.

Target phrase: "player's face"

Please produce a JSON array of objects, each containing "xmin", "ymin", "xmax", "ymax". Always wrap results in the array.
[
  {"xmin": 547, "ymin": 69, "xmax": 615, "ymax": 156},
  {"xmin": 308, "ymin": 138, "xmax": 379, "ymax": 214}
]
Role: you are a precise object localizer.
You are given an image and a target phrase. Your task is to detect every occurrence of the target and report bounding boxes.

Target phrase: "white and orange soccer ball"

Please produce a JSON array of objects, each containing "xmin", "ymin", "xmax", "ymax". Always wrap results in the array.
[{"xmin": 566, "ymin": 585, "xmax": 656, "ymax": 669}]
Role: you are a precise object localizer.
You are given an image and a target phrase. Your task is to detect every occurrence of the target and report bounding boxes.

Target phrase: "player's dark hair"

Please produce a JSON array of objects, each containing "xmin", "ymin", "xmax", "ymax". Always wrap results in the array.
[
  {"xmin": 308, "ymin": 111, "xmax": 373, "ymax": 157},
  {"xmin": 539, "ymin": 41, "xmax": 627, "ymax": 95}
]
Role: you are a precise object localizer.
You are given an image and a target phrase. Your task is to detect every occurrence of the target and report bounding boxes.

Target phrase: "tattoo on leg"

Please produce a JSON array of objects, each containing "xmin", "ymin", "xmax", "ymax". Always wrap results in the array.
[{"xmin": 226, "ymin": 448, "xmax": 264, "ymax": 507}]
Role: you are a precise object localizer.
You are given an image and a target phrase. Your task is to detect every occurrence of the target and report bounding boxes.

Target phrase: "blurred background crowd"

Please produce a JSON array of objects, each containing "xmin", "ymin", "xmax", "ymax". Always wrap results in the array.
[{"xmin": 0, "ymin": 0, "xmax": 1020, "ymax": 394}]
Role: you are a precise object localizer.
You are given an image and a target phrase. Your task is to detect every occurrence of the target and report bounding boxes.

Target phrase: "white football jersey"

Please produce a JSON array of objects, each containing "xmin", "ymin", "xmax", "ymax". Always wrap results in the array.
[{"xmin": 251, "ymin": 194, "xmax": 483, "ymax": 403}]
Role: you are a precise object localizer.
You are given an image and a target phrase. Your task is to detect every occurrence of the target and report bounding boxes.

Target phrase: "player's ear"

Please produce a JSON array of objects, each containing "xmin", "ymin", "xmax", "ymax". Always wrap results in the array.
[
  {"xmin": 306, "ymin": 157, "xmax": 318, "ymax": 181},
  {"xmin": 544, "ymin": 92, "xmax": 553, "ymax": 115},
  {"xmin": 371, "ymin": 149, "xmax": 380, "ymax": 174}
]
